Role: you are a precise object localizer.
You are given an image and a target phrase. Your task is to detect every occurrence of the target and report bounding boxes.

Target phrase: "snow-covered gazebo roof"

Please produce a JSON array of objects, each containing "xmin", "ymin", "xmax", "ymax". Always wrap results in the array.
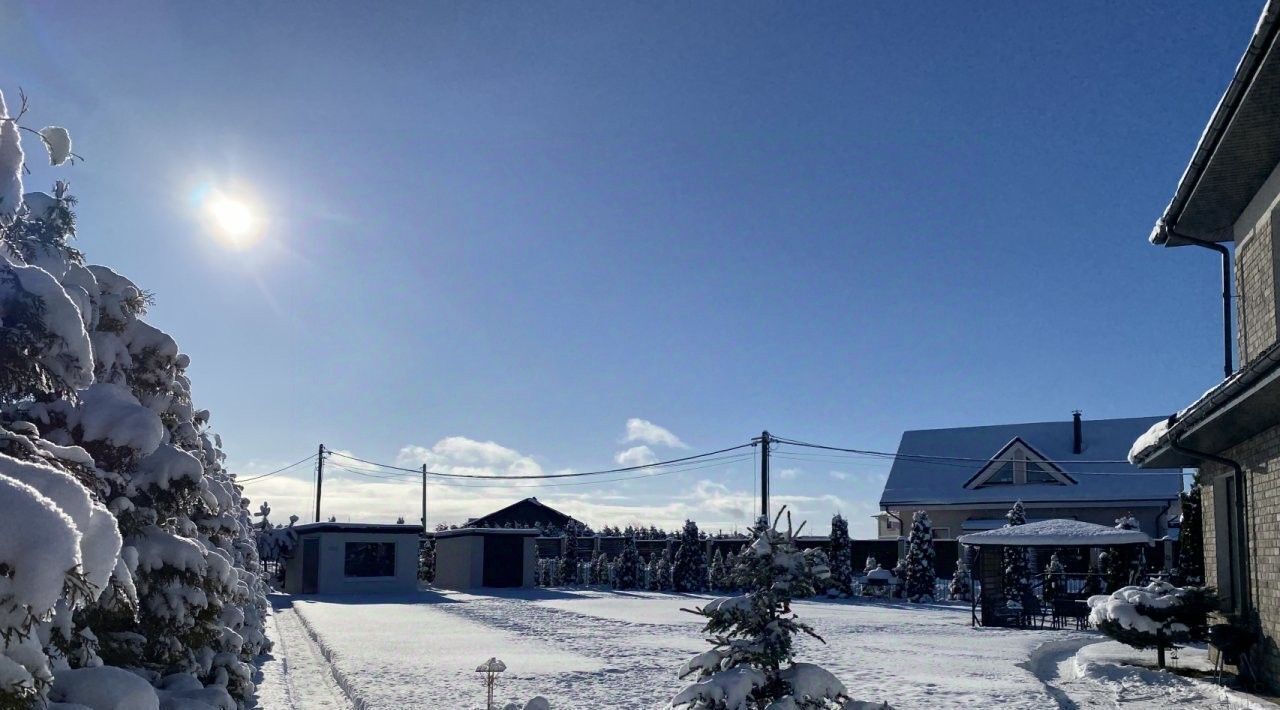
[{"xmin": 956, "ymin": 518, "xmax": 1151, "ymax": 547}]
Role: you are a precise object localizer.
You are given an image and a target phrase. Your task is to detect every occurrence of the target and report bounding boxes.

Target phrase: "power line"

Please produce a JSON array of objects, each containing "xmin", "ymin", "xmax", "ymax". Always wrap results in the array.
[
  {"xmin": 326, "ymin": 443, "xmax": 754, "ymax": 480},
  {"xmin": 237, "ymin": 453, "xmax": 319, "ymax": 484},
  {"xmin": 326, "ymin": 453, "xmax": 755, "ymax": 489},
  {"xmin": 771, "ymin": 436, "xmax": 1138, "ymax": 466}
]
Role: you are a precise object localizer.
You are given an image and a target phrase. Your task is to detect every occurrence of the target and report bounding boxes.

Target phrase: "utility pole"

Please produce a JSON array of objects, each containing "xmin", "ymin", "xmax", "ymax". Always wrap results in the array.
[
  {"xmin": 314, "ymin": 444, "xmax": 326, "ymax": 523},
  {"xmin": 759, "ymin": 430, "xmax": 771, "ymax": 519},
  {"xmin": 421, "ymin": 463, "xmax": 428, "ymax": 530}
]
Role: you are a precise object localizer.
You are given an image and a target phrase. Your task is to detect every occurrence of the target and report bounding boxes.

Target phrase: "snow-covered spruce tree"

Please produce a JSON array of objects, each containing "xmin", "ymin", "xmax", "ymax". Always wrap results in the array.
[
  {"xmin": 671, "ymin": 509, "xmax": 888, "ymax": 710},
  {"xmin": 1176, "ymin": 478, "xmax": 1204, "ymax": 585},
  {"xmin": 589, "ymin": 550, "xmax": 609, "ymax": 586},
  {"xmin": 614, "ymin": 536, "xmax": 641, "ymax": 590},
  {"xmin": 708, "ymin": 549, "xmax": 726, "ymax": 592},
  {"xmin": 902, "ymin": 511, "xmax": 936, "ymax": 603},
  {"xmin": 420, "ymin": 535, "xmax": 436, "ymax": 583},
  {"xmin": 672, "ymin": 520, "xmax": 707, "ymax": 593},
  {"xmin": 1088, "ymin": 581, "xmax": 1214, "ymax": 668},
  {"xmin": 826, "ymin": 514, "xmax": 854, "ymax": 597},
  {"xmin": 1043, "ymin": 552, "xmax": 1065, "ymax": 604},
  {"xmin": 948, "ymin": 560, "xmax": 971, "ymax": 602},
  {"xmin": 723, "ymin": 551, "xmax": 739, "ymax": 592},
  {"xmin": 0, "ymin": 92, "xmax": 268, "ymax": 707},
  {"xmin": 656, "ymin": 550, "xmax": 673, "ymax": 592},
  {"xmin": 1001, "ymin": 501, "xmax": 1030, "ymax": 605},
  {"xmin": 559, "ymin": 523, "xmax": 581, "ymax": 586}
]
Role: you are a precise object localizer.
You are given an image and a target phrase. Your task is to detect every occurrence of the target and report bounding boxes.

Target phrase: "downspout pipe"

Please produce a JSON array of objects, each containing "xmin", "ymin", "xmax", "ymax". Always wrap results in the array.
[
  {"xmin": 1168, "ymin": 436, "xmax": 1251, "ymax": 623},
  {"xmin": 1166, "ymin": 226, "xmax": 1234, "ymax": 379}
]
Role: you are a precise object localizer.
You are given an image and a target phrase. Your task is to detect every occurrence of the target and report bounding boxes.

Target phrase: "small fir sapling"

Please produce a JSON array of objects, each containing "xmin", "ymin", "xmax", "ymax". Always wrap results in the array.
[
  {"xmin": 613, "ymin": 536, "xmax": 641, "ymax": 590},
  {"xmin": 948, "ymin": 560, "xmax": 971, "ymax": 602},
  {"xmin": 670, "ymin": 508, "xmax": 890, "ymax": 710},
  {"xmin": 1176, "ymin": 479, "xmax": 1205, "ymax": 586},
  {"xmin": 1043, "ymin": 552, "xmax": 1065, "ymax": 603}
]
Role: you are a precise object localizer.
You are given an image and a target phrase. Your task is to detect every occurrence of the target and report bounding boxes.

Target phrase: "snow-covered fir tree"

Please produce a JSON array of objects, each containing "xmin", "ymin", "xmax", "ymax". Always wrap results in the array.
[
  {"xmin": 902, "ymin": 511, "xmax": 936, "ymax": 602},
  {"xmin": 826, "ymin": 514, "xmax": 854, "ymax": 597},
  {"xmin": 0, "ymin": 90, "xmax": 268, "ymax": 709},
  {"xmin": 1042, "ymin": 552, "xmax": 1065, "ymax": 603},
  {"xmin": 1176, "ymin": 477, "xmax": 1204, "ymax": 585},
  {"xmin": 656, "ymin": 549, "xmax": 673, "ymax": 592},
  {"xmin": 723, "ymin": 551, "xmax": 739, "ymax": 592},
  {"xmin": 708, "ymin": 548, "xmax": 726, "ymax": 592},
  {"xmin": 589, "ymin": 550, "xmax": 609, "ymax": 586},
  {"xmin": 613, "ymin": 536, "xmax": 641, "ymax": 590},
  {"xmin": 672, "ymin": 519, "xmax": 707, "ymax": 593},
  {"xmin": 1001, "ymin": 501, "xmax": 1031, "ymax": 605},
  {"xmin": 948, "ymin": 559, "xmax": 971, "ymax": 602},
  {"xmin": 559, "ymin": 522, "xmax": 582, "ymax": 586},
  {"xmin": 670, "ymin": 508, "xmax": 888, "ymax": 710}
]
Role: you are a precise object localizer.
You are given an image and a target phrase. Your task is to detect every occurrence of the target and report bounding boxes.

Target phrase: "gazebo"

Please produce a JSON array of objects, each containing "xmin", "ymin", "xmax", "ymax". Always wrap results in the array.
[{"xmin": 957, "ymin": 519, "xmax": 1151, "ymax": 628}]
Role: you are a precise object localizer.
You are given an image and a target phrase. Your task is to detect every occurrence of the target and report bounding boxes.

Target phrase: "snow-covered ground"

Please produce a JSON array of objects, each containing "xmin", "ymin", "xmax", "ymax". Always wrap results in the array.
[{"xmin": 253, "ymin": 589, "xmax": 1276, "ymax": 709}]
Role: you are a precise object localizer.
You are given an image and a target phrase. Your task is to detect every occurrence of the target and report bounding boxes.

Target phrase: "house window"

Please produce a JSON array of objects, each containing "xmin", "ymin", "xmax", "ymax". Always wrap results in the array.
[
  {"xmin": 964, "ymin": 438, "xmax": 1076, "ymax": 489},
  {"xmin": 983, "ymin": 462, "xmax": 1015, "ymax": 485},
  {"xmin": 933, "ymin": 526, "xmax": 952, "ymax": 540},
  {"xmin": 344, "ymin": 541, "xmax": 396, "ymax": 578}
]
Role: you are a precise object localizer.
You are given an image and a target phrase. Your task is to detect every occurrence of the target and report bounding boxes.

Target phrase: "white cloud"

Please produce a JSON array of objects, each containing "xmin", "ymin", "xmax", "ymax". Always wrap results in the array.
[
  {"xmin": 614, "ymin": 445, "xmax": 657, "ymax": 467},
  {"xmin": 394, "ymin": 436, "xmax": 543, "ymax": 478},
  {"xmin": 777, "ymin": 468, "xmax": 800, "ymax": 480},
  {"xmin": 623, "ymin": 418, "xmax": 688, "ymax": 449},
  {"xmin": 829, "ymin": 471, "xmax": 849, "ymax": 480}
]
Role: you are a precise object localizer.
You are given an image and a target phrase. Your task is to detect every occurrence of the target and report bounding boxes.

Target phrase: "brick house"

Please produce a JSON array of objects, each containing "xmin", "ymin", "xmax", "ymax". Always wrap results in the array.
[
  {"xmin": 1127, "ymin": 0, "xmax": 1280, "ymax": 690},
  {"xmin": 879, "ymin": 413, "xmax": 1182, "ymax": 548}
]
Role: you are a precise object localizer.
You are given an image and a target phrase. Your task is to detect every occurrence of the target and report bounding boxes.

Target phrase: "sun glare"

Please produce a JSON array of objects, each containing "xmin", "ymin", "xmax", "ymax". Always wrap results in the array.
[{"xmin": 204, "ymin": 193, "xmax": 261, "ymax": 248}]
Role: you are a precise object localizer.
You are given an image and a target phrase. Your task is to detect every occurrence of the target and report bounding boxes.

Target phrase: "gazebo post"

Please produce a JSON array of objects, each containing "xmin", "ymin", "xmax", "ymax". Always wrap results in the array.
[{"xmin": 970, "ymin": 545, "xmax": 979, "ymax": 628}]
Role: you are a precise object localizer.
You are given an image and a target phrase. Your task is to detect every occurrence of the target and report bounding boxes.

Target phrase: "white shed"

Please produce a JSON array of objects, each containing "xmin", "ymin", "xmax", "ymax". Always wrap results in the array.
[
  {"xmin": 284, "ymin": 522, "xmax": 423, "ymax": 595},
  {"xmin": 433, "ymin": 528, "xmax": 538, "ymax": 590}
]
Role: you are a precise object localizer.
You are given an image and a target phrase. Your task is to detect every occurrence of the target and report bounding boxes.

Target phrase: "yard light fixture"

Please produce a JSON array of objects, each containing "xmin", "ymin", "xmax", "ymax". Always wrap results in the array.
[{"xmin": 476, "ymin": 657, "xmax": 507, "ymax": 710}]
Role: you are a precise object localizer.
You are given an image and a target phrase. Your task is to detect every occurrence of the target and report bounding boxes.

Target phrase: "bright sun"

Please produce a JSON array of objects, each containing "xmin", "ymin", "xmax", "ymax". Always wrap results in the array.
[{"xmin": 204, "ymin": 193, "xmax": 260, "ymax": 247}]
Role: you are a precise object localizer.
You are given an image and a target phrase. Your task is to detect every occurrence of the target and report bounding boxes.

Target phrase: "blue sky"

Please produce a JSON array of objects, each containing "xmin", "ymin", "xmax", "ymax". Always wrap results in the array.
[{"xmin": 2, "ymin": 1, "xmax": 1262, "ymax": 536}]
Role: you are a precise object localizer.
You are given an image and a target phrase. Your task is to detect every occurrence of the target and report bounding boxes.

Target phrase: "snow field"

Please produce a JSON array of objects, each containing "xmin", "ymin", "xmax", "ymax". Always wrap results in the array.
[{"xmin": 291, "ymin": 590, "xmax": 1074, "ymax": 709}]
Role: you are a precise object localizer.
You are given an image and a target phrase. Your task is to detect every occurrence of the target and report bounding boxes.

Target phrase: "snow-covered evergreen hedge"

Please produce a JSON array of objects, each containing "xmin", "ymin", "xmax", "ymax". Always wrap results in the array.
[{"xmin": 0, "ymin": 89, "xmax": 269, "ymax": 709}]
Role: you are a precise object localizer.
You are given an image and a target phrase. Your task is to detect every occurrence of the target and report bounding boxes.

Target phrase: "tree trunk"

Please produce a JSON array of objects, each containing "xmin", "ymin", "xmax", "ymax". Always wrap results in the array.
[{"xmin": 1156, "ymin": 630, "xmax": 1166, "ymax": 669}]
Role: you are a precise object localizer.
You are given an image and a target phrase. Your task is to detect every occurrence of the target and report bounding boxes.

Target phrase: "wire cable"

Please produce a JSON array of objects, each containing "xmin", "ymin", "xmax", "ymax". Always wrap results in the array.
[
  {"xmin": 327, "ymin": 443, "xmax": 754, "ymax": 480},
  {"xmin": 237, "ymin": 453, "xmax": 319, "ymax": 484},
  {"xmin": 771, "ymin": 435, "xmax": 1135, "ymax": 465}
]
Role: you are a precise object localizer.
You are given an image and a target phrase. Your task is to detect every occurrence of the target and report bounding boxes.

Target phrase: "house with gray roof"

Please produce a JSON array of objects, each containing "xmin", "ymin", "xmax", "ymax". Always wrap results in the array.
[{"xmin": 878, "ymin": 412, "xmax": 1183, "ymax": 543}]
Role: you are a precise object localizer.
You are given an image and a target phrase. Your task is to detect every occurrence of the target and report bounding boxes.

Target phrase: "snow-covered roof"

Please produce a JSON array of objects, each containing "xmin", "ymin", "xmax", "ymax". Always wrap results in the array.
[
  {"xmin": 956, "ymin": 519, "xmax": 1151, "ymax": 547},
  {"xmin": 878, "ymin": 416, "xmax": 1183, "ymax": 508},
  {"xmin": 434, "ymin": 527, "xmax": 540, "ymax": 538},
  {"xmin": 292, "ymin": 522, "xmax": 424, "ymax": 535}
]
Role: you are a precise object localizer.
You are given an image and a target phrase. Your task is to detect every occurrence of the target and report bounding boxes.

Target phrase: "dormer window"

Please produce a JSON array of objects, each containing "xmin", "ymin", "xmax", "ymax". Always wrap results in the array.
[{"xmin": 964, "ymin": 438, "xmax": 1076, "ymax": 489}]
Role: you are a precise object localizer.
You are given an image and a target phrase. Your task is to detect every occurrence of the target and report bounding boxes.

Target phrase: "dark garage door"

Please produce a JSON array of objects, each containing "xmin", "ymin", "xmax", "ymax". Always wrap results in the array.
[{"xmin": 482, "ymin": 535, "xmax": 524, "ymax": 587}]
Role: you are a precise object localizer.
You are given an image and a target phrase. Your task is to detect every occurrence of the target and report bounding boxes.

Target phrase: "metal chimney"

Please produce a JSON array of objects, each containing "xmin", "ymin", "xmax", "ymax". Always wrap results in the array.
[{"xmin": 1072, "ymin": 411, "xmax": 1083, "ymax": 454}]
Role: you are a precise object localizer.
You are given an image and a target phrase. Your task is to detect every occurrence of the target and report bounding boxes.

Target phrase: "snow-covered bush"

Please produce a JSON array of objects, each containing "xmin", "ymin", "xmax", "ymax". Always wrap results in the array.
[
  {"xmin": 826, "ymin": 515, "xmax": 854, "ymax": 597},
  {"xmin": 419, "ymin": 535, "xmax": 436, "ymax": 583},
  {"xmin": 948, "ymin": 560, "xmax": 970, "ymax": 602},
  {"xmin": 1001, "ymin": 501, "xmax": 1030, "ymax": 605},
  {"xmin": 902, "ymin": 511, "xmax": 935, "ymax": 603},
  {"xmin": 1088, "ymin": 581, "xmax": 1214, "ymax": 668},
  {"xmin": 613, "ymin": 536, "xmax": 641, "ymax": 590},
  {"xmin": 672, "ymin": 520, "xmax": 707, "ymax": 593},
  {"xmin": 670, "ymin": 508, "xmax": 891, "ymax": 710},
  {"xmin": 0, "ymin": 89, "xmax": 268, "ymax": 708}
]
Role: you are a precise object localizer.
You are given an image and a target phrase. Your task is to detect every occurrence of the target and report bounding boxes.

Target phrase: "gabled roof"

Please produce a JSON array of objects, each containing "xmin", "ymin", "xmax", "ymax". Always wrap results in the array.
[
  {"xmin": 879, "ymin": 416, "xmax": 1182, "ymax": 508},
  {"xmin": 1151, "ymin": 1, "xmax": 1280, "ymax": 245},
  {"xmin": 465, "ymin": 497, "xmax": 578, "ymax": 528},
  {"xmin": 962, "ymin": 437, "xmax": 1074, "ymax": 488}
]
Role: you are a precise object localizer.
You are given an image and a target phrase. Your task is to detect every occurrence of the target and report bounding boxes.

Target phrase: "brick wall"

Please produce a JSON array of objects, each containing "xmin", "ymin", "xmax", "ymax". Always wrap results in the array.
[
  {"xmin": 1236, "ymin": 209, "xmax": 1280, "ymax": 365},
  {"xmin": 1200, "ymin": 423, "xmax": 1280, "ymax": 692}
]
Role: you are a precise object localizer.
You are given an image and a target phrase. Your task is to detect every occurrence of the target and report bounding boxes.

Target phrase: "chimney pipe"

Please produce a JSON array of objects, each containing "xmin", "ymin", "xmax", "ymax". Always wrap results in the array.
[{"xmin": 1072, "ymin": 411, "xmax": 1083, "ymax": 454}]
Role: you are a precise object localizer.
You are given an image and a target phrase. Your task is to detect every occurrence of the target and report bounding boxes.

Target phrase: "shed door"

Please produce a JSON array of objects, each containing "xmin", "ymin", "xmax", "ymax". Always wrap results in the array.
[
  {"xmin": 302, "ymin": 538, "xmax": 320, "ymax": 594},
  {"xmin": 483, "ymin": 536, "xmax": 523, "ymax": 587}
]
